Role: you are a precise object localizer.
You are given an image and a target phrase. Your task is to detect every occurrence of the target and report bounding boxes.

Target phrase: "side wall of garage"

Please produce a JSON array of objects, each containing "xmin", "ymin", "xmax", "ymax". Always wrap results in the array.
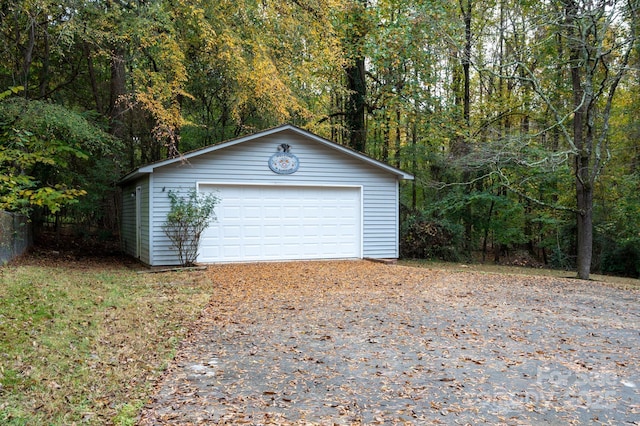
[
  {"xmin": 120, "ymin": 176, "xmax": 151, "ymax": 264},
  {"xmin": 149, "ymin": 130, "xmax": 400, "ymax": 265}
]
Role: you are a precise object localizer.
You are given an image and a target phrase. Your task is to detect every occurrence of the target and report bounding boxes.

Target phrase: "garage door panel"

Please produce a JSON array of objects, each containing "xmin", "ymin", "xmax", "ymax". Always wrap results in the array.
[
  {"xmin": 244, "ymin": 207, "xmax": 262, "ymax": 219},
  {"xmin": 264, "ymin": 206, "xmax": 281, "ymax": 217},
  {"xmin": 302, "ymin": 205, "xmax": 318, "ymax": 214},
  {"xmin": 223, "ymin": 225, "xmax": 242, "ymax": 238},
  {"xmin": 321, "ymin": 224, "xmax": 338, "ymax": 233},
  {"xmin": 277, "ymin": 223, "xmax": 303, "ymax": 235},
  {"xmin": 198, "ymin": 185, "xmax": 361, "ymax": 262},
  {"xmin": 244, "ymin": 245, "xmax": 263, "ymax": 257},
  {"xmin": 244, "ymin": 225, "xmax": 262, "ymax": 237},
  {"xmin": 224, "ymin": 206, "xmax": 242, "ymax": 217},
  {"xmin": 301, "ymin": 226, "xmax": 320, "ymax": 238},
  {"xmin": 283, "ymin": 206, "xmax": 301, "ymax": 219},
  {"xmin": 263, "ymin": 225, "xmax": 280, "ymax": 238},
  {"xmin": 224, "ymin": 246, "xmax": 242, "ymax": 258}
]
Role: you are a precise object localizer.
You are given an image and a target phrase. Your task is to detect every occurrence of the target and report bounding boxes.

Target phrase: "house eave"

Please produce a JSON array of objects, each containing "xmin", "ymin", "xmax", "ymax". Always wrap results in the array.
[
  {"xmin": 118, "ymin": 169, "xmax": 151, "ymax": 185},
  {"xmin": 117, "ymin": 124, "xmax": 414, "ymax": 183}
]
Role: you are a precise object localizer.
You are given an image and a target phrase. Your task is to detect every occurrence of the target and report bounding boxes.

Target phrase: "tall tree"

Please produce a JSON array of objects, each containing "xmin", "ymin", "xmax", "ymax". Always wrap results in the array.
[
  {"xmin": 559, "ymin": 0, "xmax": 637, "ymax": 279},
  {"xmin": 483, "ymin": 0, "xmax": 638, "ymax": 278},
  {"xmin": 336, "ymin": 0, "xmax": 369, "ymax": 152}
]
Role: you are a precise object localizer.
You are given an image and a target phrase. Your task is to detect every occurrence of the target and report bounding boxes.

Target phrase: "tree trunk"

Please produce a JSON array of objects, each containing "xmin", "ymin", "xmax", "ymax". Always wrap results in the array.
[
  {"xmin": 482, "ymin": 199, "xmax": 495, "ymax": 263},
  {"xmin": 566, "ymin": 0, "xmax": 593, "ymax": 280},
  {"xmin": 84, "ymin": 42, "xmax": 103, "ymax": 114},
  {"xmin": 382, "ymin": 114, "xmax": 390, "ymax": 162},
  {"xmin": 462, "ymin": 0, "xmax": 471, "ymax": 127},
  {"xmin": 342, "ymin": 0, "xmax": 368, "ymax": 153},
  {"xmin": 109, "ymin": 48, "xmax": 127, "ymax": 136},
  {"xmin": 38, "ymin": 25, "xmax": 50, "ymax": 98},
  {"xmin": 576, "ymin": 173, "xmax": 593, "ymax": 279},
  {"xmin": 394, "ymin": 107, "xmax": 401, "ymax": 168},
  {"xmin": 411, "ymin": 114, "xmax": 418, "ymax": 210},
  {"xmin": 22, "ymin": 16, "xmax": 36, "ymax": 95},
  {"xmin": 458, "ymin": 0, "xmax": 473, "ymax": 257},
  {"xmin": 345, "ymin": 56, "xmax": 367, "ymax": 152}
]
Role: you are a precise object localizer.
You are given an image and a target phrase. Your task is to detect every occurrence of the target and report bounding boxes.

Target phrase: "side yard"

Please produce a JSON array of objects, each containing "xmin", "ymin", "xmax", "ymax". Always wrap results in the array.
[{"xmin": 0, "ymin": 254, "xmax": 213, "ymax": 425}]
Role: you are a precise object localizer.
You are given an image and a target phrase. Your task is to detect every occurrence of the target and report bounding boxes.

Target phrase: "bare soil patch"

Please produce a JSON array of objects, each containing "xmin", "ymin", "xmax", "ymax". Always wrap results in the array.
[{"xmin": 139, "ymin": 261, "xmax": 640, "ymax": 425}]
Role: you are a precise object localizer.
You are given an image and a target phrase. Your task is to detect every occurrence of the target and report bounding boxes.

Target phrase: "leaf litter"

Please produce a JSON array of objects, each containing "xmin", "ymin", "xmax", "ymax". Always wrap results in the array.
[{"xmin": 138, "ymin": 261, "xmax": 639, "ymax": 425}]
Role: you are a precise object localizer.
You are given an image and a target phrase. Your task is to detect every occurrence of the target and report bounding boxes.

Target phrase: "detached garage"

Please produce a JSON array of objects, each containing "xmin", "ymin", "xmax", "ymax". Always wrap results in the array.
[{"xmin": 118, "ymin": 125, "xmax": 413, "ymax": 266}]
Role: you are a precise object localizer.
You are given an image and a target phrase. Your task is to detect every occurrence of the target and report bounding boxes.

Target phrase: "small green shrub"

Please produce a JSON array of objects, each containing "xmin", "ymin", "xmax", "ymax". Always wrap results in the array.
[{"xmin": 163, "ymin": 188, "xmax": 219, "ymax": 266}]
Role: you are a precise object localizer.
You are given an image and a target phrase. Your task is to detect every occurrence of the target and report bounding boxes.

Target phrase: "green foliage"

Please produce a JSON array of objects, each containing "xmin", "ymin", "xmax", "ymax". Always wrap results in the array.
[
  {"xmin": 0, "ymin": 86, "xmax": 23, "ymax": 101},
  {"xmin": 600, "ymin": 238, "xmax": 640, "ymax": 279},
  {"xmin": 545, "ymin": 221, "xmax": 577, "ymax": 271},
  {"xmin": 0, "ymin": 98, "xmax": 118, "ymax": 216},
  {"xmin": 163, "ymin": 189, "xmax": 219, "ymax": 266},
  {"xmin": 0, "ymin": 0, "xmax": 638, "ymax": 279},
  {"xmin": 467, "ymin": 191, "xmax": 528, "ymax": 247}
]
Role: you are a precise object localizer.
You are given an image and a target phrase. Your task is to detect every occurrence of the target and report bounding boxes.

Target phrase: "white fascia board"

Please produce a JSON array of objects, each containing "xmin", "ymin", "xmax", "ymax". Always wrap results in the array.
[
  {"xmin": 126, "ymin": 127, "xmax": 293, "ymax": 179},
  {"xmin": 287, "ymin": 126, "xmax": 415, "ymax": 180},
  {"xmin": 140, "ymin": 126, "xmax": 292, "ymax": 172}
]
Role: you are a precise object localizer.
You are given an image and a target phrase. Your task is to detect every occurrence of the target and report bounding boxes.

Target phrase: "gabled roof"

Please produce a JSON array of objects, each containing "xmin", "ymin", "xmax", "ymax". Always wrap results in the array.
[{"xmin": 118, "ymin": 124, "xmax": 414, "ymax": 184}]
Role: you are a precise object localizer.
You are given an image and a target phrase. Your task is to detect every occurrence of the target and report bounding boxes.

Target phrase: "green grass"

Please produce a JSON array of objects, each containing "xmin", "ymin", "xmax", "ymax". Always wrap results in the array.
[{"xmin": 0, "ymin": 261, "xmax": 214, "ymax": 425}]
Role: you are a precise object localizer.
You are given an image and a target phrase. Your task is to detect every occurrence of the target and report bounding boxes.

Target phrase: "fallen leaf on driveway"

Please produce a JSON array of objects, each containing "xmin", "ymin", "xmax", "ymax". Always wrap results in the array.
[{"xmin": 139, "ymin": 260, "xmax": 640, "ymax": 425}]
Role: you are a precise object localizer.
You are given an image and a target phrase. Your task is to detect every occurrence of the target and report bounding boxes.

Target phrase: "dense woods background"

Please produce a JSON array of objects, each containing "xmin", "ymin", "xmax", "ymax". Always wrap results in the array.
[{"xmin": 1, "ymin": 0, "xmax": 638, "ymax": 278}]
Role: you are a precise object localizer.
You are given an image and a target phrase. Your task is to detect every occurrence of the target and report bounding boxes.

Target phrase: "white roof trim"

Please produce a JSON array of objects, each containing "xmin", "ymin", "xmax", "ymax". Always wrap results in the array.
[{"xmin": 119, "ymin": 124, "xmax": 414, "ymax": 183}]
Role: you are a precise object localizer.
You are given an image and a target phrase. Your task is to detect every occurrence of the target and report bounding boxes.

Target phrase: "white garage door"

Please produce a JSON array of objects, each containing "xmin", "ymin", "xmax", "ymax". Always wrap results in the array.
[{"xmin": 198, "ymin": 184, "xmax": 362, "ymax": 262}]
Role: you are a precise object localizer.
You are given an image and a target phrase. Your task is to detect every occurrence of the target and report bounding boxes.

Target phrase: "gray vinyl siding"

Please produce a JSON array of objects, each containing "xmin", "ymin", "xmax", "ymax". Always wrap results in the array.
[
  {"xmin": 148, "ymin": 130, "xmax": 401, "ymax": 265},
  {"xmin": 120, "ymin": 177, "xmax": 151, "ymax": 264},
  {"xmin": 141, "ymin": 178, "xmax": 151, "ymax": 265},
  {"xmin": 120, "ymin": 182, "xmax": 136, "ymax": 257}
]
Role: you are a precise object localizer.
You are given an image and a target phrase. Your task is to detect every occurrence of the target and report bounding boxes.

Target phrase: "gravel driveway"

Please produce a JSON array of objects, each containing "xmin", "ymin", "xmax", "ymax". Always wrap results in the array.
[{"xmin": 139, "ymin": 261, "xmax": 640, "ymax": 425}]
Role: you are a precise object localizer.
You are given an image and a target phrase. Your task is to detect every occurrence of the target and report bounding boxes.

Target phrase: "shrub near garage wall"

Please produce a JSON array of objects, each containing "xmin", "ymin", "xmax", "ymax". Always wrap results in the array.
[
  {"xmin": 400, "ymin": 212, "xmax": 464, "ymax": 262},
  {"xmin": 0, "ymin": 210, "xmax": 32, "ymax": 264}
]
